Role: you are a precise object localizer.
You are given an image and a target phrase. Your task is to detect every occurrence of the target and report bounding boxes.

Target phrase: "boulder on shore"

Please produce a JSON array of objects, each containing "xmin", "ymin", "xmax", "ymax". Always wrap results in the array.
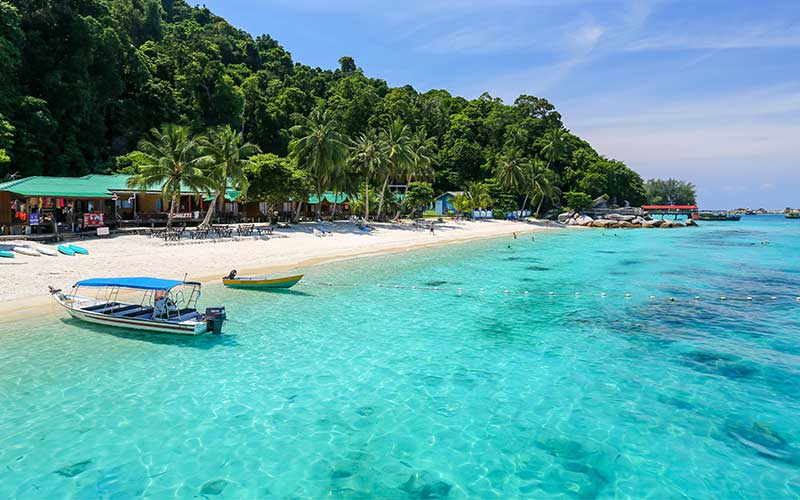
[
  {"xmin": 617, "ymin": 221, "xmax": 634, "ymax": 228},
  {"xmin": 576, "ymin": 215, "xmax": 594, "ymax": 226},
  {"xmin": 558, "ymin": 211, "xmax": 575, "ymax": 223},
  {"xmin": 642, "ymin": 219, "xmax": 662, "ymax": 228},
  {"xmin": 606, "ymin": 214, "xmax": 636, "ymax": 222},
  {"xmin": 592, "ymin": 219, "xmax": 616, "ymax": 228}
]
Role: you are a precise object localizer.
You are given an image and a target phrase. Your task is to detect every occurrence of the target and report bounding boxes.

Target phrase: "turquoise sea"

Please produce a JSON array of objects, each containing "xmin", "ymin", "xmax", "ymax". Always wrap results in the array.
[{"xmin": 1, "ymin": 215, "xmax": 799, "ymax": 499}]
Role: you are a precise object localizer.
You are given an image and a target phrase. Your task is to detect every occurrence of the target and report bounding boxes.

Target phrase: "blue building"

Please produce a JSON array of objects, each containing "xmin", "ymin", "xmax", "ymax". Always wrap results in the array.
[{"xmin": 432, "ymin": 191, "xmax": 463, "ymax": 215}]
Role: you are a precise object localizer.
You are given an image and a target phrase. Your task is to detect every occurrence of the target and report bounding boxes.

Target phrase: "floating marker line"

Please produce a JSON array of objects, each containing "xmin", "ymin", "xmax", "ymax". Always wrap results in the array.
[{"xmin": 299, "ymin": 281, "xmax": 798, "ymax": 303}]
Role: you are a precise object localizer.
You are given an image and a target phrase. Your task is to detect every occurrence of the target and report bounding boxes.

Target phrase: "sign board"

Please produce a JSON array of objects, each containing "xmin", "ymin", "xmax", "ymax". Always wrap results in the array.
[
  {"xmin": 97, "ymin": 227, "xmax": 110, "ymax": 236},
  {"xmin": 29, "ymin": 213, "xmax": 39, "ymax": 226},
  {"xmin": 83, "ymin": 213, "xmax": 104, "ymax": 228}
]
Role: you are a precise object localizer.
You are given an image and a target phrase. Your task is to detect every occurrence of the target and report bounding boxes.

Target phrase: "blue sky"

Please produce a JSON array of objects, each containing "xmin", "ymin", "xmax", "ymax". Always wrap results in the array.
[{"xmin": 203, "ymin": 0, "xmax": 800, "ymax": 209}]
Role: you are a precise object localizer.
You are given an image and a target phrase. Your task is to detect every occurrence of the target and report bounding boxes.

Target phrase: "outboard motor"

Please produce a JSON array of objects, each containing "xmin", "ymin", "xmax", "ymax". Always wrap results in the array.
[{"xmin": 205, "ymin": 306, "xmax": 226, "ymax": 335}]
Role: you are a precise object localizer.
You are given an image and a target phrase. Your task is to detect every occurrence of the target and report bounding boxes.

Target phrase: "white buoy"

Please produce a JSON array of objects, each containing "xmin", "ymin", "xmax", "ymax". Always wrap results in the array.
[
  {"xmin": 411, "ymin": 286, "xmax": 417, "ymax": 289},
  {"xmin": 746, "ymin": 296, "xmax": 753, "ymax": 301},
  {"xmin": 720, "ymin": 296, "xmax": 726, "ymax": 300},
  {"xmin": 524, "ymin": 291, "xmax": 529, "ymax": 295},
  {"xmin": 575, "ymin": 292, "xmax": 581, "ymax": 296},
  {"xmin": 600, "ymin": 293, "xmax": 607, "ymax": 297},
  {"xmin": 504, "ymin": 290, "xmax": 510, "ymax": 294},
  {"xmin": 377, "ymin": 284, "xmax": 383, "ymax": 287},
  {"xmin": 433, "ymin": 287, "xmax": 439, "ymax": 291},
  {"xmin": 694, "ymin": 296, "xmax": 700, "ymax": 300},
  {"xmin": 649, "ymin": 295, "xmax": 656, "ymax": 300},
  {"xmin": 548, "ymin": 291, "xmax": 555, "ymax": 296},
  {"xmin": 770, "ymin": 296, "xmax": 776, "ymax": 300},
  {"xmin": 625, "ymin": 293, "xmax": 631, "ymax": 298}
]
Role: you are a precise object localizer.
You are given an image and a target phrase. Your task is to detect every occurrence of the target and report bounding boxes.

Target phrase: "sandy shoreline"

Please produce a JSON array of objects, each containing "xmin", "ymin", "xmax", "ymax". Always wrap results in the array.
[{"xmin": 0, "ymin": 220, "xmax": 556, "ymax": 324}]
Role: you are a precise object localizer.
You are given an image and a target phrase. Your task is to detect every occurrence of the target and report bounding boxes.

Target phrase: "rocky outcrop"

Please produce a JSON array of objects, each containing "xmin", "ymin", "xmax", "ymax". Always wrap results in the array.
[
  {"xmin": 565, "ymin": 211, "xmax": 693, "ymax": 230},
  {"xmin": 558, "ymin": 211, "xmax": 575, "ymax": 223}
]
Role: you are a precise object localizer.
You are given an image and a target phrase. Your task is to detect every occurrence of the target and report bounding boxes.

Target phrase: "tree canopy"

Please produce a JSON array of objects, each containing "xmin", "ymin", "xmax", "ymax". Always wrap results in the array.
[
  {"xmin": 0, "ymin": 0, "xmax": 650, "ymax": 216},
  {"xmin": 645, "ymin": 179, "xmax": 697, "ymax": 206}
]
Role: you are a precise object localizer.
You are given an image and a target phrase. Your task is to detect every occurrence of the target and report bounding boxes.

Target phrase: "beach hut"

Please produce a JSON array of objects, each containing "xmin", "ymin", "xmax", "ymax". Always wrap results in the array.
[
  {"xmin": 433, "ymin": 191, "xmax": 463, "ymax": 215},
  {"xmin": 0, "ymin": 174, "xmax": 211, "ymax": 235}
]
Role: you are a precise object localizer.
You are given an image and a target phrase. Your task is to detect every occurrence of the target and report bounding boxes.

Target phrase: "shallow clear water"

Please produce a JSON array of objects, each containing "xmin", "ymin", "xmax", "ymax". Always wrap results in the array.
[{"xmin": 1, "ymin": 215, "xmax": 799, "ymax": 499}]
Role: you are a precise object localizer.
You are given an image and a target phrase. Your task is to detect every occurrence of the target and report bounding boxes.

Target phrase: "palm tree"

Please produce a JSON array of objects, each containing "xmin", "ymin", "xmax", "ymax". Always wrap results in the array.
[
  {"xmin": 350, "ymin": 129, "xmax": 386, "ymax": 220},
  {"xmin": 375, "ymin": 120, "xmax": 414, "ymax": 220},
  {"xmin": 398, "ymin": 128, "xmax": 435, "ymax": 216},
  {"xmin": 494, "ymin": 154, "xmax": 530, "ymax": 210},
  {"xmin": 198, "ymin": 126, "xmax": 261, "ymax": 227},
  {"xmin": 465, "ymin": 181, "xmax": 492, "ymax": 212},
  {"xmin": 541, "ymin": 127, "xmax": 568, "ymax": 170},
  {"xmin": 453, "ymin": 193, "xmax": 472, "ymax": 217},
  {"xmin": 289, "ymin": 109, "xmax": 350, "ymax": 221},
  {"xmin": 524, "ymin": 159, "xmax": 560, "ymax": 217},
  {"xmin": 127, "ymin": 124, "xmax": 209, "ymax": 228}
]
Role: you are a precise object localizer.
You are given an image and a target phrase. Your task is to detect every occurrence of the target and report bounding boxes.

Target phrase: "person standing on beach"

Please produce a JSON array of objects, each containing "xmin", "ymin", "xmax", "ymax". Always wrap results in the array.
[{"xmin": 429, "ymin": 222, "xmax": 435, "ymax": 235}]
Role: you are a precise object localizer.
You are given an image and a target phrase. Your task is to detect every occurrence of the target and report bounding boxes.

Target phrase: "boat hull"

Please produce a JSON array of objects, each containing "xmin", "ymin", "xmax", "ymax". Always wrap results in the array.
[
  {"xmin": 58, "ymin": 245, "xmax": 75, "ymax": 256},
  {"xmin": 223, "ymin": 274, "xmax": 303, "ymax": 289},
  {"xmin": 13, "ymin": 246, "xmax": 40, "ymax": 256},
  {"xmin": 54, "ymin": 295, "xmax": 210, "ymax": 335},
  {"xmin": 69, "ymin": 244, "xmax": 89, "ymax": 255},
  {"xmin": 35, "ymin": 246, "xmax": 58, "ymax": 256},
  {"xmin": 0, "ymin": 250, "xmax": 14, "ymax": 258}
]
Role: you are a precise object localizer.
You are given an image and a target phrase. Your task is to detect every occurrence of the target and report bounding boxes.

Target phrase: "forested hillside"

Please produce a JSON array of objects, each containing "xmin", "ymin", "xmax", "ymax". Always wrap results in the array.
[{"xmin": 0, "ymin": 0, "xmax": 648, "ymax": 211}]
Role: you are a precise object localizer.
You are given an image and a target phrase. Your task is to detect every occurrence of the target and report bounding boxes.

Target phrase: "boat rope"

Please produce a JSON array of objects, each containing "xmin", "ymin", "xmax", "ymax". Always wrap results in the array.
[{"xmin": 298, "ymin": 280, "xmax": 799, "ymax": 303}]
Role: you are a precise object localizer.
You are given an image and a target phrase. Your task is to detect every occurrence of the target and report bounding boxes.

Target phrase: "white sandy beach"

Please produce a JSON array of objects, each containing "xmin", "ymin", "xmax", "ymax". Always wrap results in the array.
[{"xmin": 0, "ymin": 219, "xmax": 554, "ymax": 322}]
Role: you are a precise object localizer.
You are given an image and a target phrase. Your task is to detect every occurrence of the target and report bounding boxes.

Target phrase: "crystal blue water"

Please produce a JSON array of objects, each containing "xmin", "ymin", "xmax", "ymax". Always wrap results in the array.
[{"xmin": 1, "ymin": 215, "xmax": 799, "ymax": 499}]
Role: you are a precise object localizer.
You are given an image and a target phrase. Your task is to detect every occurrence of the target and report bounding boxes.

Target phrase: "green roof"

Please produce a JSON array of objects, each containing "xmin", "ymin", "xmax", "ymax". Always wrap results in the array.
[
  {"xmin": 203, "ymin": 189, "xmax": 241, "ymax": 202},
  {"xmin": 0, "ymin": 176, "xmax": 114, "ymax": 198},
  {"xmin": 308, "ymin": 192, "xmax": 349, "ymax": 204},
  {"xmin": 0, "ymin": 174, "xmax": 213, "ymax": 198}
]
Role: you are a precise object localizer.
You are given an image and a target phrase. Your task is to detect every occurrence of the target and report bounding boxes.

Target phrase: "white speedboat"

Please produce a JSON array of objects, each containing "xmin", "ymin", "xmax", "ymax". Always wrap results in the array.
[{"xmin": 50, "ymin": 277, "xmax": 226, "ymax": 335}]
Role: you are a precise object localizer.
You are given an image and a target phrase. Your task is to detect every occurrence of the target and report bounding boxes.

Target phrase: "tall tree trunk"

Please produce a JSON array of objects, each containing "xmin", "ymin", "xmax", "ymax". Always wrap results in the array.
[
  {"xmin": 363, "ymin": 175, "xmax": 370, "ymax": 221},
  {"xmin": 375, "ymin": 174, "xmax": 390, "ymax": 219},
  {"xmin": 292, "ymin": 201, "xmax": 304, "ymax": 223},
  {"xmin": 316, "ymin": 185, "xmax": 323, "ymax": 221},
  {"xmin": 331, "ymin": 192, "xmax": 339, "ymax": 220},
  {"xmin": 521, "ymin": 193, "xmax": 529, "ymax": 212},
  {"xmin": 535, "ymin": 194, "xmax": 544, "ymax": 218},
  {"xmin": 167, "ymin": 193, "xmax": 178, "ymax": 228},
  {"xmin": 200, "ymin": 193, "xmax": 219, "ymax": 228}
]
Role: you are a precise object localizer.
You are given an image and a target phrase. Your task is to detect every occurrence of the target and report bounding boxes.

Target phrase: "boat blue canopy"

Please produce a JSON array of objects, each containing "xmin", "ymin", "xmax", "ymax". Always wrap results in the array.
[{"xmin": 75, "ymin": 277, "xmax": 200, "ymax": 290}]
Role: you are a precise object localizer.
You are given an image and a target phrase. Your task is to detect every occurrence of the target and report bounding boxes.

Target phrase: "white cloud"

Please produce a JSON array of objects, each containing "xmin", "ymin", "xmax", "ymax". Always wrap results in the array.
[
  {"xmin": 625, "ymin": 22, "xmax": 800, "ymax": 51},
  {"xmin": 419, "ymin": 24, "xmax": 537, "ymax": 54}
]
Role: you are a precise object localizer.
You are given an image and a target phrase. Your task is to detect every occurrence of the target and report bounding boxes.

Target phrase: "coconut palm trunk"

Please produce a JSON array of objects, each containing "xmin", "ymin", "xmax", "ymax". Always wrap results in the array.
[
  {"xmin": 363, "ymin": 176, "xmax": 370, "ymax": 220},
  {"xmin": 375, "ymin": 175, "xmax": 390, "ymax": 219},
  {"xmin": 167, "ymin": 193, "xmax": 179, "ymax": 228},
  {"xmin": 200, "ymin": 193, "xmax": 219, "ymax": 227}
]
